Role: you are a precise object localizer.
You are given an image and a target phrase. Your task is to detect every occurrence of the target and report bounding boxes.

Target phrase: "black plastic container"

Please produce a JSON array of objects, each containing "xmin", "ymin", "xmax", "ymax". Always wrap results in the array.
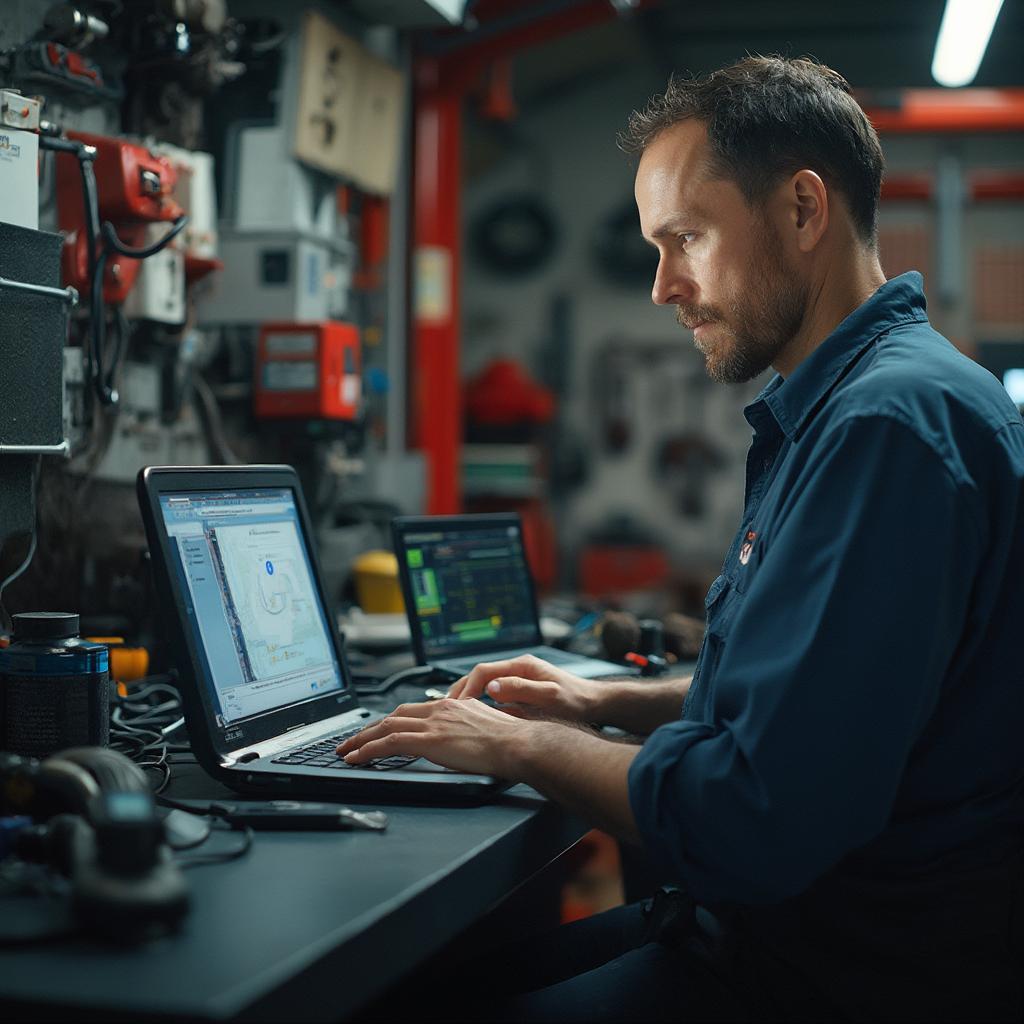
[{"xmin": 0, "ymin": 612, "xmax": 110, "ymax": 756}]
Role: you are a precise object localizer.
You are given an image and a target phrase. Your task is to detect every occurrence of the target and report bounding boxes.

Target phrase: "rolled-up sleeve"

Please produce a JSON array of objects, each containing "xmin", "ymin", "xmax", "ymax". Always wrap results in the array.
[{"xmin": 628, "ymin": 413, "xmax": 983, "ymax": 904}]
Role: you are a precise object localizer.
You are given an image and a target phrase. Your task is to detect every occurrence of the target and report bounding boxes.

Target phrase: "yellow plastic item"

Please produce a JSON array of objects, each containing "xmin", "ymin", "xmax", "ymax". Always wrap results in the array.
[
  {"xmin": 352, "ymin": 550, "xmax": 405, "ymax": 614},
  {"xmin": 87, "ymin": 637, "xmax": 150, "ymax": 684},
  {"xmin": 111, "ymin": 646, "xmax": 150, "ymax": 683}
]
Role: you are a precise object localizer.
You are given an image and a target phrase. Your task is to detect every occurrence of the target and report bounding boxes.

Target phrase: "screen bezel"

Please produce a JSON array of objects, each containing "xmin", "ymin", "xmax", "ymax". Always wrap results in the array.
[
  {"xmin": 391, "ymin": 513, "xmax": 544, "ymax": 665},
  {"xmin": 138, "ymin": 465, "xmax": 360, "ymax": 760}
]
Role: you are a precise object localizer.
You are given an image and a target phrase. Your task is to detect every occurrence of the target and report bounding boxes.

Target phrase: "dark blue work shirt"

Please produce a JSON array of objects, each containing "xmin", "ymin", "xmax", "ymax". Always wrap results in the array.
[{"xmin": 628, "ymin": 273, "xmax": 1024, "ymax": 940}]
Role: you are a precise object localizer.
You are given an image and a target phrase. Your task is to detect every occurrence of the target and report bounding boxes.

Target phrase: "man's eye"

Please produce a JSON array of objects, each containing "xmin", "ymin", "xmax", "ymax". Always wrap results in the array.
[{"xmin": 677, "ymin": 232, "xmax": 697, "ymax": 247}]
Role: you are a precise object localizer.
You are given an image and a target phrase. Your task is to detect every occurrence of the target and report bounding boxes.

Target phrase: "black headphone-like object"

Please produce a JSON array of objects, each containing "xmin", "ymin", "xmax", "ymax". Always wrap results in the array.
[{"xmin": 0, "ymin": 746, "xmax": 189, "ymax": 941}]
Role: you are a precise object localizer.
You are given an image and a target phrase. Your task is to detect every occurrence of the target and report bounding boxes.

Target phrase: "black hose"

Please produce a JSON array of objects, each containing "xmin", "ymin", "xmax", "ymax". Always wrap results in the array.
[
  {"xmin": 91, "ymin": 246, "xmax": 109, "ymax": 404},
  {"xmin": 93, "ymin": 216, "xmax": 188, "ymax": 406},
  {"xmin": 101, "ymin": 216, "xmax": 188, "ymax": 259},
  {"xmin": 38, "ymin": 135, "xmax": 191, "ymax": 409}
]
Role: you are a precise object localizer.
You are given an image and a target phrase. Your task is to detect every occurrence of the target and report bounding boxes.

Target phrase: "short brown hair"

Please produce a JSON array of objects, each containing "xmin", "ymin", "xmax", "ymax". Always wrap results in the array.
[{"xmin": 620, "ymin": 56, "xmax": 884, "ymax": 246}]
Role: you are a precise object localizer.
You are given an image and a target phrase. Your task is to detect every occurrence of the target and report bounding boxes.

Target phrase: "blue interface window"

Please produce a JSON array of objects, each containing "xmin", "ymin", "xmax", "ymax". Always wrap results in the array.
[{"xmin": 160, "ymin": 488, "xmax": 344, "ymax": 726}]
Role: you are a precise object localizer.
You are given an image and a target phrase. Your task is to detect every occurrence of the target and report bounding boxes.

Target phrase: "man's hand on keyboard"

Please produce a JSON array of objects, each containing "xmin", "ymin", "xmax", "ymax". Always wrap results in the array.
[
  {"xmin": 336, "ymin": 697, "xmax": 528, "ymax": 778},
  {"xmin": 446, "ymin": 654, "xmax": 602, "ymax": 725}
]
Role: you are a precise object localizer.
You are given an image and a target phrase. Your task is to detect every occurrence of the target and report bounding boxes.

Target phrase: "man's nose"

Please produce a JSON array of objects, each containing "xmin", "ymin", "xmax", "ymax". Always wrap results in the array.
[{"xmin": 651, "ymin": 258, "xmax": 696, "ymax": 307}]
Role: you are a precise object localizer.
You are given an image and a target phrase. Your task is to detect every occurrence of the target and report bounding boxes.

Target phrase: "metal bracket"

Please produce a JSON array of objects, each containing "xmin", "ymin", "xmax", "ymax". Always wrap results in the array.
[
  {"xmin": 0, "ymin": 275, "xmax": 79, "ymax": 306},
  {"xmin": 0, "ymin": 441, "xmax": 70, "ymax": 456}
]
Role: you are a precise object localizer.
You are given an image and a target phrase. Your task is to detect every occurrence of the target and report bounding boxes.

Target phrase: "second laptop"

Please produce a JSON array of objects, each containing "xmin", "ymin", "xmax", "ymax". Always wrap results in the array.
[{"xmin": 392, "ymin": 513, "xmax": 626, "ymax": 680}]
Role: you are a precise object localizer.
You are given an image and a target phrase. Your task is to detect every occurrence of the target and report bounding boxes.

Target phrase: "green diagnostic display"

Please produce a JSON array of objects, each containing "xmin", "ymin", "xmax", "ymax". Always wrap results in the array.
[
  {"xmin": 452, "ymin": 619, "xmax": 498, "ymax": 643},
  {"xmin": 414, "ymin": 568, "xmax": 440, "ymax": 614}
]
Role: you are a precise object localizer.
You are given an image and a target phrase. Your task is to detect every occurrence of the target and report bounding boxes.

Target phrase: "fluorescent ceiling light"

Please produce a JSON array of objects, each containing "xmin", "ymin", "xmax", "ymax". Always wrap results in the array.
[
  {"xmin": 423, "ymin": 0, "xmax": 469, "ymax": 24},
  {"xmin": 932, "ymin": 0, "xmax": 1006, "ymax": 87}
]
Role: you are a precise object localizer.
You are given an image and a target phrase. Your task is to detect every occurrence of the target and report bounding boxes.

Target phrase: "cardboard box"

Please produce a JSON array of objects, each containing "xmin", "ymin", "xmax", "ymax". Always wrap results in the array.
[
  {"xmin": 347, "ymin": 51, "xmax": 405, "ymax": 195},
  {"xmin": 292, "ymin": 10, "xmax": 405, "ymax": 195},
  {"xmin": 293, "ymin": 11, "xmax": 363, "ymax": 182}
]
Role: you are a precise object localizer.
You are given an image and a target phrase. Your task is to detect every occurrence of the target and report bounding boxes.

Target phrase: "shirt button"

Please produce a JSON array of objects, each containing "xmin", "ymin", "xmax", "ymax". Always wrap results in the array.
[{"xmin": 763, "ymin": 458, "xmax": 771, "ymax": 471}]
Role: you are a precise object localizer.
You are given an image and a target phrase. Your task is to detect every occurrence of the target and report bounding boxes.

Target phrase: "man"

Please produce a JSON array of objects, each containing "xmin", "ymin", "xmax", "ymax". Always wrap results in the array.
[{"xmin": 341, "ymin": 56, "xmax": 1024, "ymax": 1021}]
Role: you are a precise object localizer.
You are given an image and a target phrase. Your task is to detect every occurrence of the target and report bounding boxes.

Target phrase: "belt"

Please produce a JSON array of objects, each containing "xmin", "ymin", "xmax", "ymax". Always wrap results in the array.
[{"xmin": 641, "ymin": 883, "xmax": 698, "ymax": 948}]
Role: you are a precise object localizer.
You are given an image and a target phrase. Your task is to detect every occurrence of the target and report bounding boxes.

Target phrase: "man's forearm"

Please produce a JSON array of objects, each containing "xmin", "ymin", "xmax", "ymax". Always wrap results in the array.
[
  {"xmin": 513, "ymin": 720, "xmax": 642, "ymax": 843},
  {"xmin": 593, "ymin": 676, "xmax": 691, "ymax": 734}
]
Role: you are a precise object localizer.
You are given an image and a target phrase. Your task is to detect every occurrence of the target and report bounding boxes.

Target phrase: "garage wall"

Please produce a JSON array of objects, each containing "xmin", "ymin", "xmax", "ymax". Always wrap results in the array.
[{"xmin": 461, "ymin": 60, "xmax": 1024, "ymax": 592}]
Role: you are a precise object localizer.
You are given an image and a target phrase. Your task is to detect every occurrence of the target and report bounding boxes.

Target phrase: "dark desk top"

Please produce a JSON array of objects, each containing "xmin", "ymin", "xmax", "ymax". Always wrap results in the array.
[{"xmin": 1, "ymin": 757, "xmax": 586, "ymax": 1022}]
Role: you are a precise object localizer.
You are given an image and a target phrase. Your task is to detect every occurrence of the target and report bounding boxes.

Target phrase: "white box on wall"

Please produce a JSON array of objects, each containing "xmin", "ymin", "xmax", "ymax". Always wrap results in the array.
[
  {"xmin": 0, "ymin": 128, "xmax": 38, "ymax": 230},
  {"xmin": 195, "ymin": 230, "xmax": 352, "ymax": 325}
]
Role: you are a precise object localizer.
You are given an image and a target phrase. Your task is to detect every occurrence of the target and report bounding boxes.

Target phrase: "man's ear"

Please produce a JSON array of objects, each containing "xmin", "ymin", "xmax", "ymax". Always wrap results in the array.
[{"xmin": 789, "ymin": 170, "xmax": 829, "ymax": 253}]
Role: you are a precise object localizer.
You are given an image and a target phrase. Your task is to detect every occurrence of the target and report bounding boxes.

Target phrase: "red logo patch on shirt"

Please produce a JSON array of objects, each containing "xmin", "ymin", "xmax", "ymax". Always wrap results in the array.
[{"xmin": 739, "ymin": 530, "xmax": 757, "ymax": 566}]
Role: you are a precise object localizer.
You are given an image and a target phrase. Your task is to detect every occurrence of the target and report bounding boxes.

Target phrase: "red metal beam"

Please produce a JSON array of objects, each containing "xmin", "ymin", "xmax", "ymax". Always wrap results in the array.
[
  {"xmin": 880, "ymin": 176, "xmax": 932, "ymax": 201},
  {"xmin": 972, "ymin": 174, "xmax": 1024, "ymax": 201},
  {"xmin": 867, "ymin": 89, "xmax": 1024, "ymax": 134},
  {"xmin": 881, "ymin": 174, "xmax": 1024, "ymax": 202},
  {"xmin": 412, "ymin": 74, "xmax": 463, "ymax": 515},
  {"xmin": 433, "ymin": 1, "xmax": 639, "ymax": 94}
]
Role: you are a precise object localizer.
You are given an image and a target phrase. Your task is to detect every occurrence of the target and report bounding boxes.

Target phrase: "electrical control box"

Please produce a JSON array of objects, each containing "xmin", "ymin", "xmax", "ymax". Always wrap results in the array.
[
  {"xmin": 196, "ymin": 230, "xmax": 351, "ymax": 324},
  {"xmin": 254, "ymin": 321, "xmax": 361, "ymax": 421}
]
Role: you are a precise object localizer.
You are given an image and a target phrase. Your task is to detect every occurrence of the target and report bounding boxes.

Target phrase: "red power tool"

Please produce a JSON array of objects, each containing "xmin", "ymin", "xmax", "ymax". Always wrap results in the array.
[{"xmin": 55, "ymin": 131, "xmax": 184, "ymax": 304}]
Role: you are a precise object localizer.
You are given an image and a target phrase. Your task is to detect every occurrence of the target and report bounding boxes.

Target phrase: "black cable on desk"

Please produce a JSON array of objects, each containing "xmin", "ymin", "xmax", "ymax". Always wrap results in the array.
[
  {"xmin": 110, "ymin": 679, "xmax": 184, "ymax": 796},
  {"xmin": 352, "ymin": 664, "xmax": 441, "ymax": 695},
  {"xmin": 153, "ymin": 792, "xmax": 256, "ymax": 868},
  {"xmin": 173, "ymin": 823, "xmax": 254, "ymax": 869}
]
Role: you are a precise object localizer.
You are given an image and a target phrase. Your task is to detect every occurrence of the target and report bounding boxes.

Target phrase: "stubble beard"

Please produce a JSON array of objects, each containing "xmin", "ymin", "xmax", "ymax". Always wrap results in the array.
[{"xmin": 679, "ymin": 225, "xmax": 809, "ymax": 384}]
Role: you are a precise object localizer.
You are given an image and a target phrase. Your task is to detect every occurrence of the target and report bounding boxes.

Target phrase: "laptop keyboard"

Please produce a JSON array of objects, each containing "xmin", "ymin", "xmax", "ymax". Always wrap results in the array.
[{"xmin": 271, "ymin": 726, "xmax": 416, "ymax": 771}]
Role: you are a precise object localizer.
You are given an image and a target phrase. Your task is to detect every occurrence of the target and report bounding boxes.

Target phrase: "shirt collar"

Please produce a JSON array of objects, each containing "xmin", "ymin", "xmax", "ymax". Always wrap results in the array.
[{"xmin": 745, "ymin": 272, "xmax": 929, "ymax": 440}]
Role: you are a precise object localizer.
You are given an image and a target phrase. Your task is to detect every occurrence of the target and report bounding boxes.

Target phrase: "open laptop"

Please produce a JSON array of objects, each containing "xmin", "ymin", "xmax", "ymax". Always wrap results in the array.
[
  {"xmin": 392, "ymin": 513, "xmax": 627, "ymax": 681},
  {"xmin": 137, "ymin": 465, "xmax": 505, "ymax": 803}
]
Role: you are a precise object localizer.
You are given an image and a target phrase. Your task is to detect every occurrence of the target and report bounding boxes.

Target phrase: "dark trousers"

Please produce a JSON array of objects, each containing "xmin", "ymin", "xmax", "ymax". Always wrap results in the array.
[
  {"xmin": 418, "ymin": 899, "xmax": 753, "ymax": 1023},
  {"xmin": 362, "ymin": 863, "xmax": 1024, "ymax": 1023}
]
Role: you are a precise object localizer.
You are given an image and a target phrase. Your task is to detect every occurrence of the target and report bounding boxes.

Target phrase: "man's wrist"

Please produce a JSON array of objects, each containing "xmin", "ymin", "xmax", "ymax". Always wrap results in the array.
[
  {"xmin": 589, "ymin": 679, "xmax": 633, "ymax": 726},
  {"xmin": 513, "ymin": 719, "xmax": 579, "ymax": 787},
  {"xmin": 508, "ymin": 718, "xmax": 642, "ymax": 841},
  {"xmin": 588, "ymin": 675, "xmax": 691, "ymax": 735}
]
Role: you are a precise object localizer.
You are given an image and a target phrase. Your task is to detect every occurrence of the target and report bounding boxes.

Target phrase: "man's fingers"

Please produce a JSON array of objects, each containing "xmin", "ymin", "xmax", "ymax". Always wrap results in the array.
[
  {"xmin": 447, "ymin": 675, "xmax": 469, "ymax": 698},
  {"xmin": 342, "ymin": 729, "xmax": 434, "ymax": 764},
  {"xmin": 449, "ymin": 655, "xmax": 562, "ymax": 699},
  {"xmin": 336, "ymin": 710, "xmax": 432, "ymax": 755},
  {"xmin": 448, "ymin": 660, "xmax": 519, "ymax": 699},
  {"xmin": 485, "ymin": 676, "xmax": 557, "ymax": 706},
  {"xmin": 387, "ymin": 701, "xmax": 437, "ymax": 718}
]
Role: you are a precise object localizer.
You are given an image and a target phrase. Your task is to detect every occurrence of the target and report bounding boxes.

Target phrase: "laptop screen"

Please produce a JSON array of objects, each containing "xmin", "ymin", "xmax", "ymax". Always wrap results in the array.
[
  {"xmin": 159, "ymin": 487, "xmax": 345, "ymax": 726},
  {"xmin": 399, "ymin": 519, "xmax": 541, "ymax": 660}
]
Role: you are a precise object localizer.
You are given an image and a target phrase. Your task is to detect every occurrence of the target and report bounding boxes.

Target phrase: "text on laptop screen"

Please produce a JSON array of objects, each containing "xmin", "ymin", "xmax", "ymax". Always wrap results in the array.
[
  {"xmin": 159, "ymin": 488, "xmax": 344, "ymax": 725},
  {"xmin": 403, "ymin": 524, "xmax": 539, "ymax": 658}
]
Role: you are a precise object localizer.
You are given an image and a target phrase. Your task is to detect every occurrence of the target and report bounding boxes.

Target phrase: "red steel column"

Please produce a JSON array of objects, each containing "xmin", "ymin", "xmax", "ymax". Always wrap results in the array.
[
  {"xmin": 412, "ymin": 61, "xmax": 462, "ymax": 515},
  {"xmin": 409, "ymin": 3, "xmax": 639, "ymax": 513}
]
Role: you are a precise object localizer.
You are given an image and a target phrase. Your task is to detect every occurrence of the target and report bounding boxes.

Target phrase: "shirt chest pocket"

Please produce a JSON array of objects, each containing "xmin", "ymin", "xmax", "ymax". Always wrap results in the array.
[
  {"xmin": 683, "ymin": 572, "xmax": 739, "ymax": 720},
  {"xmin": 704, "ymin": 572, "xmax": 740, "ymax": 638},
  {"xmin": 685, "ymin": 538, "xmax": 764, "ymax": 719}
]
